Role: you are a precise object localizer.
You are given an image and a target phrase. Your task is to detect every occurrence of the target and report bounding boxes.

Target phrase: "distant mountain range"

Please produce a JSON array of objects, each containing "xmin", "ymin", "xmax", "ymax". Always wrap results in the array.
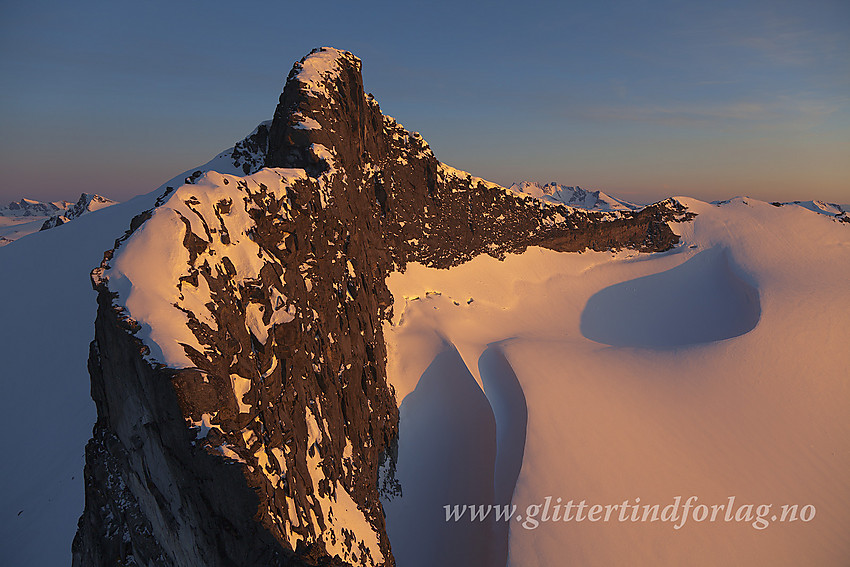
[
  {"xmin": 0, "ymin": 193, "xmax": 117, "ymax": 246},
  {"xmin": 507, "ymin": 181, "xmax": 640, "ymax": 211}
]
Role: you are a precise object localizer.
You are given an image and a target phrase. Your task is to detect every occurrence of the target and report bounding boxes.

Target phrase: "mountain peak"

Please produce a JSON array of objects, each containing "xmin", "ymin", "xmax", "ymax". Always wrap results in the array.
[
  {"xmin": 73, "ymin": 47, "xmax": 692, "ymax": 567},
  {"xmin": 68, "ymin": 192, "xmax": 117, "ymax": 217},
  {"xmin": 1, "ymin": 197, "xmax": 67, "ymax": 216},
  {"xmin": 40, "ymin": 193, "xmax": 118, "ymax": 230},
  {"xmin": 287, "ymin": 47, "xmax": 361, "ymax": 96},
  {"xmin": 265, "ymin": 46, "xmax": 387, "ymax": 177}
]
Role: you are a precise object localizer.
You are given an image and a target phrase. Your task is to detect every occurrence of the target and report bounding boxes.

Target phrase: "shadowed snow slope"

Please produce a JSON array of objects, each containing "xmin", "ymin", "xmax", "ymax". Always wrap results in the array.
[
  {"xmin": 0, "ymin": 148, "xmax": 249, "ymax": 566},
  {"xmin": 478, "ymin": 344, "xmax": 527, "ymax": 566},
  {"xmin": 383, "ymin": 340, "xmax": 528, "ymax": 567},
  {"xmin": 0, "ymin": 194, "xmax": 157, "ymax": 565},
  {"xmin": 384, "ymin": 196, "xmax": 850, "ymax": 567},
  {"xmin": 580, "ymin": 246, "xmax": 760, "ymax": 348},
  {"xmin": 383, "ymin": 344, "xmax": 497, "ymax": 567}
]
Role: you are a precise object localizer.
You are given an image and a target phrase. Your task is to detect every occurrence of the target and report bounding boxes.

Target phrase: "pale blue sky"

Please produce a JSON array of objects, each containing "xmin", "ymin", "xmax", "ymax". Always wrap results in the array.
[{"xmin": 1, "ymin": 0, "xmax": 847, "ymax": 204}]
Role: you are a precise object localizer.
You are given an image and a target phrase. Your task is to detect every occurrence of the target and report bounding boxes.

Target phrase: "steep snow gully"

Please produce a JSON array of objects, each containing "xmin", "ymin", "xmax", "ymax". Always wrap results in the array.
[{"xmin": 383, "ymin": 341, "xmax": 527, "ymax": 567}]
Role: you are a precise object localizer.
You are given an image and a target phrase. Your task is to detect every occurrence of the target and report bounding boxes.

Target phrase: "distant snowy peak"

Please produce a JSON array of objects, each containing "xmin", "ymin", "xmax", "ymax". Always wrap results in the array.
[
  {"xmin": 40, "ymin": 193, "xmax": 118, "ymax": 230},
  {"xmin": 69, "ymin": 193, "xmax": 117, "ymax": 217},
  {"xmin": 508, "ymin": 181, "xmax": 639, "ymax": 211},
  {"xmin": 773, "ymin": 199, "xmax": 848, "ymax": 222}
]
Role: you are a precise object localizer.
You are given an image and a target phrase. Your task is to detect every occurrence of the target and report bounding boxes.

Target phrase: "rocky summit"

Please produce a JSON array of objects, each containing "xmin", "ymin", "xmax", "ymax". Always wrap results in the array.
[{"xmin": 71, "ymin": 47, "xmax": 693, "ymax": 567}]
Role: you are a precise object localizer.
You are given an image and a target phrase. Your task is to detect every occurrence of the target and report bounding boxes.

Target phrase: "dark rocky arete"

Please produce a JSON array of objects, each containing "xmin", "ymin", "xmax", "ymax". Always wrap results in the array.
[{"xmin": 72, "ymin": 47, "xmax": 694, "ymax": 567}]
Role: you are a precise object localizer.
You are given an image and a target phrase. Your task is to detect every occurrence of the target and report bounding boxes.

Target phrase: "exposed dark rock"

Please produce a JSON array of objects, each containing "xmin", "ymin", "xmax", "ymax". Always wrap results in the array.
[
  {"xmin": 73, "ymin": 284, "xmax": 309, "ymax": 567},
  {"xmin": 41, "ymin": 215, "xmax": 70, "ymax": 230},
  {"xmin": 231, "ymin": 122, "xmax": 271, "ymax": 175}
]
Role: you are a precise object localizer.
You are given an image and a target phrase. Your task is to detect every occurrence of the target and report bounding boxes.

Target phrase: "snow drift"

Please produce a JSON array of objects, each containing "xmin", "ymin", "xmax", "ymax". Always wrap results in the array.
[
  {"xmin": 580, "ymin": 246, "xmax": 760, "ymax": 348},
  {"xmin": 384, "ymin": 196, "xmax": 850, "ymax": 567}
]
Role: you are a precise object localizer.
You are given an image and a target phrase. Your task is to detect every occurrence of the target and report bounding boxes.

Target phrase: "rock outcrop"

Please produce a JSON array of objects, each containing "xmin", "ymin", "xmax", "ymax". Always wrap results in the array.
[
  {"xmin": 41, "ymin": 193, "xmax": 117, "ymax": 230},
  {"xmin": 73, "ymin": 47, "xmax": 694, "ymax": 567}
]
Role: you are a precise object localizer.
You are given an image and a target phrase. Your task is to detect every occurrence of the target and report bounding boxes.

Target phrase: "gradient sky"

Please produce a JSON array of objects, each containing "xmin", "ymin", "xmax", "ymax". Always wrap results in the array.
[{"xmin": 1, "ymin": 0, "xmax": 848, "ymax": 205}]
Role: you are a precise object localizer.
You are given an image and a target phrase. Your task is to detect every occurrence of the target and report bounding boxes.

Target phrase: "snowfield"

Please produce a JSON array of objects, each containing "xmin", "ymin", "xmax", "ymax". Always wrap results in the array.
[{"xmin": 383, "ymin": 196, "xmax": 850, "ymax": 567}]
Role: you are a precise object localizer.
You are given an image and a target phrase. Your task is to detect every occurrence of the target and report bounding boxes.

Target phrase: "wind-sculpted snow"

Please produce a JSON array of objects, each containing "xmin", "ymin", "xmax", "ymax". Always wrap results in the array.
[
  {"xmin": 478, "ymin": 343, "xmax": 528, "ymax": 564},
  {"xmin": 580, "ymin": 247, "xmax": 760, "ymax": 348},
  {"xmin": 383, "ymin": 341, "xmax": 528, "ymax": 567},
  {"xmin": 384, "ymin": 196, "xmax": 850, "ymax": 566},
  {"xmin": 383, "ymin": 344, "xmax": 498, "ymax": 567}
]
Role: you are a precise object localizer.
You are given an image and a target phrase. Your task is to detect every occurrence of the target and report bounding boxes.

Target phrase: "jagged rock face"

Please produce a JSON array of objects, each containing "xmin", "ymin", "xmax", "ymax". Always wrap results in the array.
[
  {"xmin": 73, "ymin": 47, "xmax": 693, "ymax": 567},
  {"xmin": 264, "ymin": 49, "xmax": 689, "ymax": 268},
  {"xmin": 231, "ymin": 121, "xmax": 271, "ymax": 175},
  {"xmin": 74, "ymin": 313, "xmax": 287, "ymax": 566}
]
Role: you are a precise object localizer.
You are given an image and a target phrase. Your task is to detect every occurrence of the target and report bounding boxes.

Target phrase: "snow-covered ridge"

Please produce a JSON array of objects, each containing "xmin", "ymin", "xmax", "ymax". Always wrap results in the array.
[
  {"xmin": 100, "ymin": 168, "xmax": 306, "ymax": 368},
  {"xmin": 438, "ymin": 163, "xmax": 504, "ymax": 192},
  {"xmin": 508, "ymin": 181, "xmax": 639, "ymax": 211},
  {"xmin": 711, "ymin": 196, "xmax": 849, "ymax": 223},
  {"xmin": 383, "ymin": 195, "xmax": 850, "ymax": 567},
  {"xmin": 776, "ymin": 199, "xmax": 848, "ymax": 221}
]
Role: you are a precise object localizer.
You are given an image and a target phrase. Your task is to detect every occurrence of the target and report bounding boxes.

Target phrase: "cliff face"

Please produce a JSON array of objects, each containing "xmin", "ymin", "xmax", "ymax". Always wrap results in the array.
[{"xmin": 73, "ymin": 47, "xmax": 693, "ymax": 567}]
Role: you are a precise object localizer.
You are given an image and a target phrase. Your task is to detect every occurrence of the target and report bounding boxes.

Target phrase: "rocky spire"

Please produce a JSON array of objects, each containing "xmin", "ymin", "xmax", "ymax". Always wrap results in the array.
[
  {"xmin": 72, "ymin": 47, "xmax": 693, "ymax": 567},
  {"xmin": 266, "ymin": 48, "xmax": 379, "ymax": 175}
]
